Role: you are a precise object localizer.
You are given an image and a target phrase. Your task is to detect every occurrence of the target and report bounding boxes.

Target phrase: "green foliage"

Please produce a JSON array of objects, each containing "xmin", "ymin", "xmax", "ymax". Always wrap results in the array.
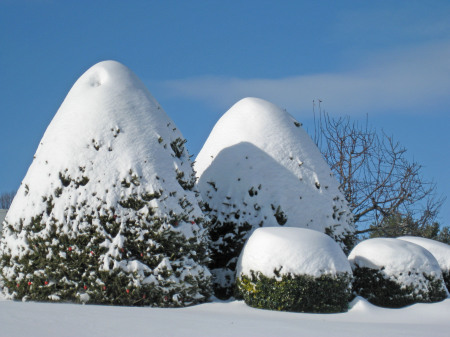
[
  {"xmin": 352, "ymin": 266, "xmax": 447, "ymax": 308},
  {"xmin": 236, "ymin": 271, "xmax": 352, "ymax": 313},
  {"xmin": 156, "ymin": 136, "xmax": 197, "ymax": 192},
  {"xmin": 1, "ymin": 210, "xmax": 211, "ymax": 306},
  {"xmin": 142, "ymin": 191, "xmax": 162, "ymax": 202},
  {"xmin": 435, "ymin": 227, "xmax": 450, "ymax": 245},
  {"xmin": 6, "ymin": 223, "xmax": 106, "ymax": 303},
  {"xmin": 369, "ymin": 213, "xmax": 450, "ymax": 245},
  {"xmin": 58, "ymin": 172, "xmax": 89, "ymax": 188},
  {"xmin": 175, "ymin": 169, "xmax": 196, "ymax": 191},
  {"xmin": 325, "ymin": 227, "xmax": 356, "ymax": 255},
  {"xmin": 207, "ymin": 216, "xmax": 252, "ymax": 299},
  {"xmin": 443, "ymin": 271, "xmax": 450, "ymax": 291},
  {"xmin": 0, "ymin": 169, "xmax": 212, "ymax": 307},
  {"xmin": 59, "ymin": 172, "xmax": 71, "ymax": 187},
  {"xmin": 271, "ymin": 204, "xmax": 287, "ymax": 226},
  {"xmin": 170, "ymin": 138, "xmax": 187, "ymax": 159},
  {"xmin": 119, "ymin": 194, "xmax": 146, "ymax": 210}
]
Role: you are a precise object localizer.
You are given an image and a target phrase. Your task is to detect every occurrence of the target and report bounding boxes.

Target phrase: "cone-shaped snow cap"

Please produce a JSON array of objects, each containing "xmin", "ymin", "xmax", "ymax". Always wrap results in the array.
[
  {"xmin": 1, "ymin": 61, "xmax": 210, "ymax": 306},
  {"xmin": 196, "ymin": 97, "xmax": 354, "ymax": 246},
  {"xmin": 8, "ymin": 60, "xmax": 200, "ymax": 221}
]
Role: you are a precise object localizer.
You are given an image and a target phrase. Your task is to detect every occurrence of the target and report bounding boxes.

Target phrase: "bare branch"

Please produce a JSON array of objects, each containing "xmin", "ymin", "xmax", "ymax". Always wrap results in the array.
[{"xmin": 313, "ymin": 108, "xmax": 445, "ymax": 235}]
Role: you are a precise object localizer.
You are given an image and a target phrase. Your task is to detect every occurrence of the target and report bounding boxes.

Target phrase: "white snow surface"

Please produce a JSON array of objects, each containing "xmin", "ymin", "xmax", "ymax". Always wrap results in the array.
[
  {"xmin": 236, "ymin": 227, "xmax": 351, "ymax": 278},
  {"xmin": 0, "ymin": 297, "xmax": 449, "ymax": 337},
  {"xmin": 4, "ymin": 60, "xmax": 204, "ymax": 240},
  {"xmin": 195, "ymin": 97, "xmax": 353, "ymax": 240},
  {"xmin": 398, "ymin": 236, "xmax": 450, "ymax": 272},
  {"xmin": 349, "ymin": 238, "xmax": 444, "ymax": 289}
]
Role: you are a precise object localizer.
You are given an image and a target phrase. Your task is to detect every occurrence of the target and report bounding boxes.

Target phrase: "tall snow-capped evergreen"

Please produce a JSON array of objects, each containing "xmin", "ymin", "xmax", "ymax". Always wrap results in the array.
[
  {"xmin": 0, "ymin": 60, "xmax": 211, "ymax": 306},
  {"xmin": 195, "ymin": 97, "xmax": 354, "ymax": 298}
]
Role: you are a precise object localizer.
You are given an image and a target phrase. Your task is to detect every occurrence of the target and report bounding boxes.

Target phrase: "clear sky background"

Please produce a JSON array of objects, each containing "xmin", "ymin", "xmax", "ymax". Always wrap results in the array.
[{"xmin": 1, "ymin": 0, "xmax": 449, "ymax": 225}]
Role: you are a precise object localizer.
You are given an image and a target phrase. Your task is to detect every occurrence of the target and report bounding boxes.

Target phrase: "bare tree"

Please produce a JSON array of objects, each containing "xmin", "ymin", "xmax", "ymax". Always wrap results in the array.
[
  {"xmin": 312, "ymin": 101, "xmax": 444, "ymax": 236},
  {"xmin": 0, "ymin": 191, "xmax": 16, "ymax": 209}
]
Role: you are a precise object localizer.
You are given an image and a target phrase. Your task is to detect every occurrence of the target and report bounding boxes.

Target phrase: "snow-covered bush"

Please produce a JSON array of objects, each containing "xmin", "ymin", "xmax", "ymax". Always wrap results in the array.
[
  {"xmin": 195, "ymin": 97, "xmax": 355, "ymax": 298},
  {"xmin": 349, "ymin": 238, "xmax": 447, "ymax": 308},
  {"xmin": 398, "ymin": 236, "xmax": 450, "ymax": 291},
  {"xmin": 236, "ymin": 227, "xmax": 353, "ymax": 313},
  {"xmin": 0, "ymin": 61, "xmax": 211, "ymax": 306}
]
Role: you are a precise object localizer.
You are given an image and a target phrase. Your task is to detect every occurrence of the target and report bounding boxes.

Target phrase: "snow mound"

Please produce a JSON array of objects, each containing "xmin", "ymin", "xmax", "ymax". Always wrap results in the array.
[
  {"xmin": 349, "ymin": 238, "xmax": 442, "ymax": 283},
  {"xmin": 349, "ymin": 238, "xmax": 448, "ymax": 306},
  {"xmin": 1, "ymin": 60, "xmax": 210, "ymax": 305},
  {"xmin": 237, "ymin": 227, "xmax": 351, "ymax": 278},
  {"xmin": 397, "ymin": 236, "xmax": 450, "ymax": 272},
  {"xmin": 195, "ymin": 97, "xmax": 353, "ymax": 244}
]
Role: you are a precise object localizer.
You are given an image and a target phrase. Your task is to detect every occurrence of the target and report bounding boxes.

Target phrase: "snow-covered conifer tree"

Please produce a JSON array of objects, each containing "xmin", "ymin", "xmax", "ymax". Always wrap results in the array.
[
  {"xmin": 0, "ymin": 61, "xmax": 211, "ymax": 306},
  {"xmin": 195, "ymin": 97, "xmax": 354, "ymax": 298}
]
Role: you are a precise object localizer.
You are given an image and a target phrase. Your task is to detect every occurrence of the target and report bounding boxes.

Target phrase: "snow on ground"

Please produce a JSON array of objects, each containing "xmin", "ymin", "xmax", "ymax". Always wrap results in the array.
[
  {"xmin": 237, "ymin": 227, "xmax": 351, "ymax": 278},
  {"xmin": 0, "ymin": 297, "xmax": 448, "ymax": 337}
]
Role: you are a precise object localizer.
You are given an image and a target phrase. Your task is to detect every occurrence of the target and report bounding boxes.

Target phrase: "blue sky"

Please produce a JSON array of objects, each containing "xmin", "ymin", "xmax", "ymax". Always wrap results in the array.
[{"xmin": 1, "ymin": 0, "xmax": 449, "ymax": 224}]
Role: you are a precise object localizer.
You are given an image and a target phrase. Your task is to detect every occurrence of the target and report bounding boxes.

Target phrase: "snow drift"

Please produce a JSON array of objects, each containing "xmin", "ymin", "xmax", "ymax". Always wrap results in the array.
[{"xmin": 0, "ymin": 297, "xmax": 449, "ymax": 337}]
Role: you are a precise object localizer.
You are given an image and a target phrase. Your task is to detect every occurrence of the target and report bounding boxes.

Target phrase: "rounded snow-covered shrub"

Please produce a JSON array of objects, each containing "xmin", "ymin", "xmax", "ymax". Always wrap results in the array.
[
  {"xmin": 349, "ymin": 238, "xmax": 447, "ymax": 308},
  {"xmin": 195, "ymin": 97, "xmax": 355, "ymax": 298},
  {"xmin": 236, "ymin": 227, "xmax": 353, "ymax": 313},
  {"xmin": 398, "ymin": 236, "xmax": 450, "ymax": 291},
  {"xmin": 0, "ymin": 61, "xmax": 211, "ymax": 306}
]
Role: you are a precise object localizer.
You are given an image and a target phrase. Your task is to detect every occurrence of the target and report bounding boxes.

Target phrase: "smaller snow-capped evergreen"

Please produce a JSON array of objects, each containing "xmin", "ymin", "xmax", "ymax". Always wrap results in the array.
[
  {"xmin": 236, "ymin": 228, "xmax": 353, "ymax": 313},
  {"xmin": 195, "ymin": 97, "xmax": 354, "ymax": 298},
  {"xmin": 398, "ymin": 236, "xmax": 450, "ymax": 291},
  {"xmin": 349, "ymin": 238, "xmax": 447, "ymax": 307},
  {"xmin": 0, "ymin": 61, "xmax": 211, "ymax": 306}
]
